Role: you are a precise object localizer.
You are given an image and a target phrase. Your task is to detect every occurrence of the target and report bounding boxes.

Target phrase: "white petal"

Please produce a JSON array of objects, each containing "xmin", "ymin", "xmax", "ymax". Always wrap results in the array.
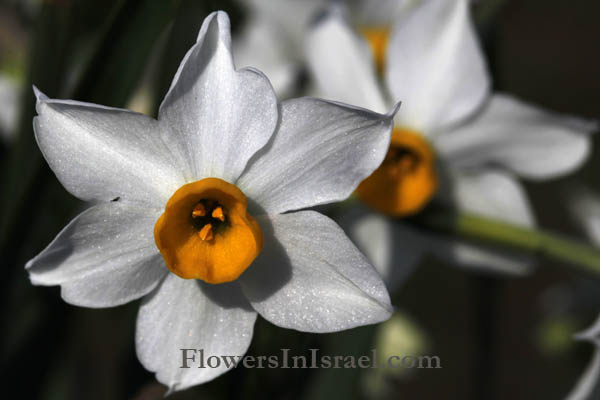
[
  {"xmin": 238, "ymin": 97, "xmax": 396, "ymax": 215},
  {"xmin": 446, "ymin": 169, "xmax": 534, "ymax": 226},
  {"xmin": 347, "ymin": 0, "xmax": 414, "ymax": 26},
  {"xmin": 338, "ymin": 205, "xmax": 425, "ymax": 292},
  {"xmin": 136, "ymin": 275, "xmax": 256, "ymax": 392},
  {"xmin": 158, "ymin": 11, "xmax": 278, "ymax": 183},
  {"xmin": 233, "ymin": 15, "xmax": 299, "ymax": 97},
  {"xmin": 25, "ymin": 202, "xmax": 167, "ymax": 307},
  {"xmin": 33, "ymin": 89, "xmax": 184, "ymax": 207},
  {"xmin": 386, "ymin": 0, "xmax": 490, "ymax": 132},
  {"xmin": 305, "ymin": 5, "xmax": 388, "ymax": 113},
  {"xmin": 575, "ymin": 314, "xmax": 600, "ymax": 344},
  {"xmin": 234, "ymin": 0, "xmax": 325, "ymax": 96},
  {"xmin": 240, "ymin": 0, "xmax": 325, "ymax": 43},
  {"xmin": 565, "ymin": 315, "xmax": 600, "ymax": 400},
  {"xmin": 439, "ymin": 169, "xmax": 535, "ymax": 274},
  {"xmin": 565, "ymin": 349, "xmax": 600, "ymax": 400},
  {"xmin": 240, "ymin": 211, "xmax": 392, "ymax": 333},
  {"xmin": 435, "ymin": 93, "xmax": 595, "ymax": 180},
  {"xmin": 569, "ymin": 188, "xmax": 600, "ymax": 246},
  {"xmin": 444, "ymin": 242, "xmax": 536, "ymax": 275}
]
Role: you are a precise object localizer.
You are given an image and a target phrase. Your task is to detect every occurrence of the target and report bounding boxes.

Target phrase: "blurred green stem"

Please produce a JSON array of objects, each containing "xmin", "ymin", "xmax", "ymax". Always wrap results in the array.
[{"xmin": 421, "ymin": 211, "xmax": 600, "ymax": 276}]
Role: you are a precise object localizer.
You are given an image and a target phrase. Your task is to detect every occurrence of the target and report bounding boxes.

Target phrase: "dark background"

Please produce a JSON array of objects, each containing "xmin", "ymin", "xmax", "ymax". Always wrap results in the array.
[{"xmin": 0, "ymin": 0, "xmax": 599, "ymax": 399}]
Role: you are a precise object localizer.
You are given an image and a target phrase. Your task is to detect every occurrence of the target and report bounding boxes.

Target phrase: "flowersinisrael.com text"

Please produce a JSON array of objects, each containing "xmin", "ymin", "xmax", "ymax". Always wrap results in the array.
[{"xmin": 180, "ymin": 349, "xmax": 442, "ymax": 370}]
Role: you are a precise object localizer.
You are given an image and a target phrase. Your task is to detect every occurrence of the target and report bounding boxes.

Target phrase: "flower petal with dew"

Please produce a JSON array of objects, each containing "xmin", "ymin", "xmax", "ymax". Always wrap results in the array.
[
  {"xmin": 27, "ymin": 11, "xmax": 396, "ymax": 392},
  {"xmin": 238, "ymin": 97, "xmax": 400, "ymax": 215},
  {"xmin": 136, "ymin": 276, "xmax": 256, "ymax": 393},
  {"xmin": 240, "ymin": 211, "xmax": 392, "ymax": 332},
  {"xmin": 26, "ymin": 202, "xmax": 167, "ymax": 308}
]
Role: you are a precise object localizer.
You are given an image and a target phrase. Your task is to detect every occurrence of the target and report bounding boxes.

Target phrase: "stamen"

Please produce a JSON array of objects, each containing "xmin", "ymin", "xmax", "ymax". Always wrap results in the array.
[
  {"xmin": 199, "ymin": 224, "xmax": 214, "ymax": 241},
  {"xmin": 192, "ymin": 203, "xmax": 206, "ymax": 217},
  {"xmin": 211, "ymin": 206, "xmax": 225, "ymax": 222}
]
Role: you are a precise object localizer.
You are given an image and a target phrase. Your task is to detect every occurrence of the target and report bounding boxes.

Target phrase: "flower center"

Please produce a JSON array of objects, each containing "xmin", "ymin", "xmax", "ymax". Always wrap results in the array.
[
  {"xmin": 153, "ymin": 178, "xmax": 263, "ymax": 284},
  {"xmin": 360, "ymin": 26, "xmax": 390, "ymax": 75},
  {"xmin": 355, "ymin": 128, "xmax": 438, "ymax": 217}
]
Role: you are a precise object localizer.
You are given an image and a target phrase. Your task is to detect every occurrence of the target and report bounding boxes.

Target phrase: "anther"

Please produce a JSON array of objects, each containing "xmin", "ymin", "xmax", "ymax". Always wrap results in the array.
[
  {"xmin": 211, "ymin": 206, "xmax": 225, "ymax": 222},
  {"xmin": 192, "ymin": 203, "xmax": 206, "ymax": 217},
  {"xmin": 199, "ymin": 224, "xmax": 214, "ymax": 241}
]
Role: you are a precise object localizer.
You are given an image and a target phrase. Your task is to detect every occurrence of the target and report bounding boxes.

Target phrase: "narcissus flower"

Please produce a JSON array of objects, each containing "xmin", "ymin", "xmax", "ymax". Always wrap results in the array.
[
  {"xmin": 233, "ymin": 0, "xmax": 414, "ymax": 96},
  {"xmin": 26, "ymin": 11, "xmax": 396, "ymax": 392},
  {"xmin": 306, "ymin": 0, "xmax": 596, "ymax": 288}
]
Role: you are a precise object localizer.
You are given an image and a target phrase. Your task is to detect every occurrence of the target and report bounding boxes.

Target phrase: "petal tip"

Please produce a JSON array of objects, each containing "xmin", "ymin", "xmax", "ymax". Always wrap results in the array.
[
  {"xmin": 388, "ymin": 101, "xmax": 402, "ymax": 119},
  {"xmin": 197, "ymin": 10, "xmax": 232, "ymax": 50},
  {"xmin": 32, "ymin": 85, "xmax": 48, "ymax": 113},
  {"xmin": 24, "ymin": 257, "xmax": 35, "ymax": 271},
  {"xmin": 574, "ymin": 330, "xmax": 594, "ymax": 343}
]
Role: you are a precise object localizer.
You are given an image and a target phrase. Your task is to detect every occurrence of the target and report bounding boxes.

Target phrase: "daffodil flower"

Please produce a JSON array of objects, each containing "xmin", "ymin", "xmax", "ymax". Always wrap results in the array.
[
  {"xmin": 26, "ymin": 11, "xmax": 397, "ymax": 392},
  {"xmin": 306, "ymin": 0, "xmax": 595, "ymax": 289}
]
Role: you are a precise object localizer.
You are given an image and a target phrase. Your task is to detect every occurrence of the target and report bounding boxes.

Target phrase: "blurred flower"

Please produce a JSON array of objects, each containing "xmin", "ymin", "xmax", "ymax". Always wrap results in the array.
[
  {"xmin": 306, "ymin": 0, "xmax": 596, "ymax": 290},
  {"xmin": 234, "ymin": 0, "xmax": 417, "ymax": 97},
  {"xmin": 26, "ymin": 11, "xmax": 396, "ymax": 392},
  {"xmin": 0, "ymin": 74, "xmax": 20, "ymax": 142},
  {"xmin": 234, "ymin": 0, "xmax": 324, "ymax": 97}
]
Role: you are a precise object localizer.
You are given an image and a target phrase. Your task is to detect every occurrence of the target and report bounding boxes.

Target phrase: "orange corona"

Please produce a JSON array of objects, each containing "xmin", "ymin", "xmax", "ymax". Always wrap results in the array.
[
  {"xmin": 361, "ymin": 26, "xmax": 390, "ymax": 75},
  {"xmin": 356, "ymin": 128, "xmax": 438, "ymax": 216},
  {"xmin": 154, "ymin": 178, "xmax": 263, "ymax": 284}
]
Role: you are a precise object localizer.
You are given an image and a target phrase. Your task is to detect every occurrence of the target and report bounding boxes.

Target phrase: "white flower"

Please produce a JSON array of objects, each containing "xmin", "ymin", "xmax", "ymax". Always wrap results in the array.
[
  {"xmin": 26, "ymin": 11, "xmax": 396, "ymax": 392},
  {"xmin": 305, "ymin": 0, "xmax": 596, "ymax": 289},
  {"xmin": 233, "ymin": 0, "xmax": 416, "ymax": 96}
]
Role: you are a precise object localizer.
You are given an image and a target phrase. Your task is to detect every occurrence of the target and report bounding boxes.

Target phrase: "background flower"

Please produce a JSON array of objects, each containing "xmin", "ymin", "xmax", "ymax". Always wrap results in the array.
[{"xmin": 306, "ymin": 0, "xmax": 596, "ymax": 291}]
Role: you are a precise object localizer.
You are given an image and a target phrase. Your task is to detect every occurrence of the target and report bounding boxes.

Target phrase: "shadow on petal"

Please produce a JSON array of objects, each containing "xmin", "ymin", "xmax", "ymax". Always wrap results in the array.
[
  {"xmin": 199, "ymin": 280, "xmax": 254, "ymax": 312},
  {"xmin": 237, "ymin": 199, "xmax": 292, "ymax": 302}
]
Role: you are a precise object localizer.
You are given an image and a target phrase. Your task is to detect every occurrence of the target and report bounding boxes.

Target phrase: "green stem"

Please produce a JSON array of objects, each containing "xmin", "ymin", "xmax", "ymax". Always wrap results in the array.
[{"xmin": 419, "ymin": 211, "xmax": 600, "ymax": 277}]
